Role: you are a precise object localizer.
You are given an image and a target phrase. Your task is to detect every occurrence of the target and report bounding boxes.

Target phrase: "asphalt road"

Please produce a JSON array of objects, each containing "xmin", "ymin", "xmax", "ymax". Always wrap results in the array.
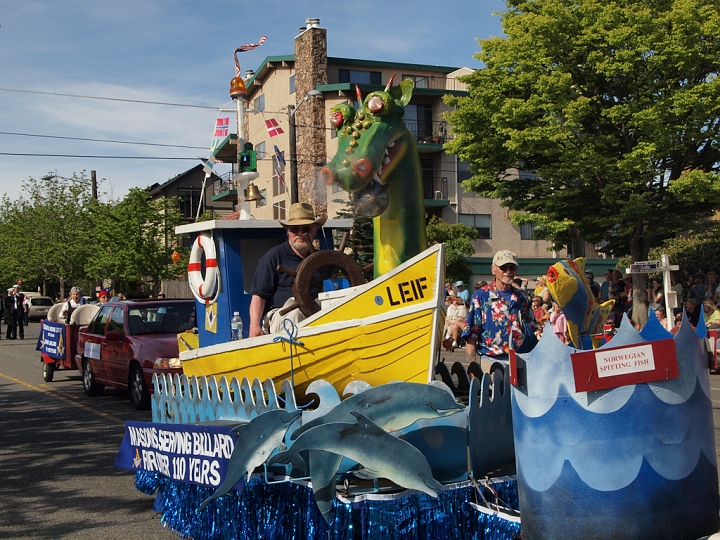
[{"xmin": 0, "ymin": 322, "xmax": 177, "ymax": 539}]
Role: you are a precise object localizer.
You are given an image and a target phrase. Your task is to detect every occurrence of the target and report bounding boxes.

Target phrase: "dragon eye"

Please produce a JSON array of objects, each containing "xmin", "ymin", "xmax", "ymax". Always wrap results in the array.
[
  {"xmin": 367, "ymin": 96, "xmax": 384, "ymax": 114},
  {"xmin": 547, "ymin": 268, "xmax": 558, "ymax": 283},
  {"xmin": 330, "ymin": 111, "xmax": 344, "ymax": 128}
]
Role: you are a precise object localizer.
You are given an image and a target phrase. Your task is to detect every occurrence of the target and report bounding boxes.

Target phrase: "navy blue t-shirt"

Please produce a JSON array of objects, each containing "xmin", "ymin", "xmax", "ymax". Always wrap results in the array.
[{"xmin": 249, "ymin": 242, "xmax": 323, "ymax": 314}]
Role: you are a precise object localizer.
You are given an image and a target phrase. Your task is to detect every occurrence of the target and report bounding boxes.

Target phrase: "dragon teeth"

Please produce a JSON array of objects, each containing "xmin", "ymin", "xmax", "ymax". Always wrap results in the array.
[
  {"xmin": 387, "ymin": 141, "xmax": 395, "ymax": 148},
  {"xmin": 383, "ymin": 156, "xmax": 391, "ymax": 165}
]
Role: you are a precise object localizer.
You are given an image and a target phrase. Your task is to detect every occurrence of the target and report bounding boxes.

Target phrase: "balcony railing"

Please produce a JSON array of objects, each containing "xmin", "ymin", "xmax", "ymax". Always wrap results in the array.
[
  {"xmin": 405, "ymin": 76, "xmax": 468, "ymax": 92},
  {"xmin": 405, "ymin": 121, "xmax": 450, "ymax": 144},
  {"xmin": 212, "ymin": 171, "xmax": 236, "ymax": 196},
  {"xmin": 423, "ymin": 177, "xmax": 448, "ymax": 200}
]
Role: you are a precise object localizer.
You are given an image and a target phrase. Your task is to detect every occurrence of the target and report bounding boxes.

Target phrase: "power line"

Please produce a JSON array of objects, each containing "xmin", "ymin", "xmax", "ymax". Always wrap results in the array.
[
  {"xmin": 0, "ymin": 131, "xmax": 207, "ymax": 149},
  {"xmin": 0, "ymin": 87, "xmax": 218, "ymax": 110},
  {"xmin": 0, "ymin": 152, "xmax": 199, "ymax": 160}
]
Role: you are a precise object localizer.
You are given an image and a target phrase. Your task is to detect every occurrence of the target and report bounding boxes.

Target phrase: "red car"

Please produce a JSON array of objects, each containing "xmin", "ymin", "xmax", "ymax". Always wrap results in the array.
[{"xmin": 75, "ymin": 299, "xmax": 195, "ymax": 409}]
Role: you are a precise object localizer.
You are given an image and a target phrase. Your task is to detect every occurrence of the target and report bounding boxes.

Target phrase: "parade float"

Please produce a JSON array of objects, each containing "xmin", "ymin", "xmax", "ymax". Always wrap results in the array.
[{"xmin": 113, "ymin": 48, "xmax": 719, "ymax": 538}]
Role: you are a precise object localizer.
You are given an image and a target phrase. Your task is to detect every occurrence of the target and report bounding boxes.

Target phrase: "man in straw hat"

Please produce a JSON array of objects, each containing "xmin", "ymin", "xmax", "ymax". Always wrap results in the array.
[{"xmin": 249, "ymin": 202, "xmax": 327, "ymax": 337}]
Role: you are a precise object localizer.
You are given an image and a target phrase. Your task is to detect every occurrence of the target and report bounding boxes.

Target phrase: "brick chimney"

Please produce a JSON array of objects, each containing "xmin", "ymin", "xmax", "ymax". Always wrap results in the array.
[{"xmin": 294, "ymin": 18, "xmax": 328, "ymax": 213}]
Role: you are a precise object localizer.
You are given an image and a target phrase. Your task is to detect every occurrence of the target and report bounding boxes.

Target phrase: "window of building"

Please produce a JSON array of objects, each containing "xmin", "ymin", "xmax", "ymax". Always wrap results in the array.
[
  {"xmin": 273, "ymin": 154, "xmax": 286, "ymax": 197},
  {"xmin": 254, "ymin": 94, "xmax": 265, "ymax": 113},
  {"xmin": 289, "ymin": 75, "xmax": 296, "ymax": 94},
  {"xmin": 273, "ymin": 200, "xmax": 286, "ymax": 220},
  {"xmin": 520, "ymin": 222, "xmax": 538, "ymax": 240},
  {"xmin": 567, "ymin": 241, "xmax": 586, "ymax": 259},
  {"xmin": 404, "ymin": 103, "xmax": 433, "ymax": 139},
  {"xmin": 255, "ymin": 141, "xmax": 266, "ymax": 160},
  {"xmin": 339, "ymin": 69, "xmax": 382, "ymax": 85},
  {"xmin": 402, "ymin": 74, "xmax": 429, "ymax": 89},
  {"xmin": 255, "ymin": 188, "xmax": 267, "ymax": 208},
  {"xmin": 458, "ymin": 159, "xmax": 472, "ymax": 183},
  {"xmin": 178, "ymin": 189, "xmax": 201, "ymax": 219},
  {"xmin": 459, "ymin": 213, "xmax": 491, "ymax": 239}
]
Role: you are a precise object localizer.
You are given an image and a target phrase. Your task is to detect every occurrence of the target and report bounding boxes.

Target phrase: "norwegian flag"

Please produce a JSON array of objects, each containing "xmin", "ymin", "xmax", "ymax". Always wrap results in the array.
[
  {"xmin": 265, "ymin": 118, "xmax": 284, "ymax": 137},
  {"xmin": 214, "ymin": 117, "xmax": 230, "ymax": 138}
]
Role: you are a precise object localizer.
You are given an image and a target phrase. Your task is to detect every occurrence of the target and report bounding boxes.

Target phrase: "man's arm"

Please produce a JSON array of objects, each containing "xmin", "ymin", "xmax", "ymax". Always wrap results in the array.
[{"xmin": 249, "ymin": 295, "xmax": 266, "ymax": 338}]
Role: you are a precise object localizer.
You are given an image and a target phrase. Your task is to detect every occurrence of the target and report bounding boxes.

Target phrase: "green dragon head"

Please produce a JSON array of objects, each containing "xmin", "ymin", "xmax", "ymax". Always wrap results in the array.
[{"xmin": 320, "ymin": 77, "xmax": 415, "ymax": 212}]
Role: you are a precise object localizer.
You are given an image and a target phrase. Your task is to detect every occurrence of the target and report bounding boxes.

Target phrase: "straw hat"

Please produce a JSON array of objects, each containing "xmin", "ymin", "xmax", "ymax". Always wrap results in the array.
[{"xmin": 278, "ymin": 202, "xmax": 327, "ymax": 228}]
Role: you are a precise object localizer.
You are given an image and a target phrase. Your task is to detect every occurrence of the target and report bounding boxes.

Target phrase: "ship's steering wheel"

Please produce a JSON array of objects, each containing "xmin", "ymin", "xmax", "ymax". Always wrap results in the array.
[{"xmin": 278, "ymin": 250, "xmax": 367, "ymax": 317}]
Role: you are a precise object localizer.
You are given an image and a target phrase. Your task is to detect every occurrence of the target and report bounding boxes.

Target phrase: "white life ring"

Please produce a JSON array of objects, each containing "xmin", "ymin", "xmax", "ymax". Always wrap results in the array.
[{"xmin": 188, "ymin": 232, "xmax": 220, "ymax": 303}]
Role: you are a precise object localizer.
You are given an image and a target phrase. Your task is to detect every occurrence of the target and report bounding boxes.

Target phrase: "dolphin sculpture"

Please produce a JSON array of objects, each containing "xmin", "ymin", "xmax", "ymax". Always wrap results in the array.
[
  {"xmin": 270, "ymin": 411, "xmax": 443, "ymax": 506},
  {"xmin": 291, "ymin": 382, "xmax": 463, "ymax": 440},
  {"xmin": 199, "ymin": 408, "xmax": 302, "ymax": 511}
]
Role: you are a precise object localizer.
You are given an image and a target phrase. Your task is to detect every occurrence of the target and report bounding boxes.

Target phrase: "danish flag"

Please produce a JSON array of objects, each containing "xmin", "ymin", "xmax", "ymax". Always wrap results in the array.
[{"xmin": 265, "ymin": 118, "xmax": 284, "ymax": 137}]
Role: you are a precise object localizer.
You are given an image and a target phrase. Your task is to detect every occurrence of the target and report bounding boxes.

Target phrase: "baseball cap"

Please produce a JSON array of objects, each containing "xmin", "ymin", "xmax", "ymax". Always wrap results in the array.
[
  {"xmin": 585, "ymin": 270, "xmax": 594, "ymax": 278},
  {"xmin": 493, "ymin": 250, "xmax": 519, "ymax": 267},
  {"xmin": 455, "ymin": 281, "xmax": 464, "ymax": 287}
]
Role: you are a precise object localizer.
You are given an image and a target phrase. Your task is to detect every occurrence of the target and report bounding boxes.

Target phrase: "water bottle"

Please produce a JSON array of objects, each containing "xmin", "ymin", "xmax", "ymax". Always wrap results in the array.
[{"xmin": 231, "ymin": 312, "xmax": 243, "ymax": 341}]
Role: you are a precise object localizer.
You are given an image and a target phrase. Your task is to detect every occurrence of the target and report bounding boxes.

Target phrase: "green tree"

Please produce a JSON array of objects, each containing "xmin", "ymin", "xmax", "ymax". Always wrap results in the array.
[
  {"xmin": 333, "ymin": 199, "xmax": 374, "ymax": 279},
  {"xmin": 425, "ymin": 216, "xmax": 477, "ymax": 283},
  {"xmin": 0, "ymin": 174, "xmax": 93, "ymax": 298},
  {"xmin": 446, "ymin": 0, "xmax": 720, "ymax": 325},
  {"xmin": 85, "ymin": 188, "xmax": 186, "ymax": 295}
]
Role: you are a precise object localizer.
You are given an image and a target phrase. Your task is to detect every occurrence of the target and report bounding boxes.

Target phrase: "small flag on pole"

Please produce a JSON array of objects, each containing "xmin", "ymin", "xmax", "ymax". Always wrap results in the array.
[
  {"xmin": 275, "ymin": 167, "xmax": 285, "ymax": 186},
  {"xmin": 265, "ymin": 118, "xmax": 284, "ymax": 137},
  {"xmin": 214, "ymin": 117, "xmax": 230, "ymax": 138},
  {"xmin": 202, "ymin": 155, "xmax": 217, "ymax": 176},
  {"xmin": 236, "ymin": 36, "xmax": 267, "ymax": 53},
  {"xmin": 274, "ymin": 145, "xmax": 286, "ymax": 167}
]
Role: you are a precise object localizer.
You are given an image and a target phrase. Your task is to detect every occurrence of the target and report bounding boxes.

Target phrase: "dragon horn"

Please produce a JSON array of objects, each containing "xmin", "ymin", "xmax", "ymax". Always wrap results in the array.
[
  {"xmin": 355, "ymin": 85, "xmax": 363, "ymax": 104},
  {"xmin": 385, "ymin": 73, "xmax": 396, "ymax": 92}
]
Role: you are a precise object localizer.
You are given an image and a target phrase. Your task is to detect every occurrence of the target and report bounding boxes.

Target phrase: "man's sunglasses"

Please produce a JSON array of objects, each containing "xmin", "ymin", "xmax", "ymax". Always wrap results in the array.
[
  {"xmin": 289, "ymin": 226, "xmax": 313, "ymax": 234},
  {"xmin": 499, "ymin": 264, "xmax": 518, "ymax": 272}
]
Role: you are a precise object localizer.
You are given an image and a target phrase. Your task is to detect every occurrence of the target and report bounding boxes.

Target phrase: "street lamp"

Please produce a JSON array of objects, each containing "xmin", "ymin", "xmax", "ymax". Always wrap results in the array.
[
  {"xmin": 288, "ymin": 89, "xmax": 322, "ymax": 204},
  {"xmin": 41, "ymin": 170, "xmax": 98, "ymax": 200}
]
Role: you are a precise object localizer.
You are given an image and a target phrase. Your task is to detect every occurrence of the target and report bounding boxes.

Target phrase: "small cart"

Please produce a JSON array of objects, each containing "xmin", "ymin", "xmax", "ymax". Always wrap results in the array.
[{"xmin": 39, "ymin": 304, "xmax": 98, "ymax": 382}]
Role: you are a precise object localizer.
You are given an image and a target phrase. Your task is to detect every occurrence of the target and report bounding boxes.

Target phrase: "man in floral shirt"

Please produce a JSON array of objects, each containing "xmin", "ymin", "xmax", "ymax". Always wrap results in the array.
[{"xmin": 462, "ymin": 250, "xmax": 538, "ymax": 360}]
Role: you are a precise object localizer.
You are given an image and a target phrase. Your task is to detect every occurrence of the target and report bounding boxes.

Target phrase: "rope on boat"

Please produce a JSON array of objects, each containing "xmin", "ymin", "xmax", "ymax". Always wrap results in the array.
[{"xmin": 273, "ymin": 318, "xmax": 304, "ymax": 390}]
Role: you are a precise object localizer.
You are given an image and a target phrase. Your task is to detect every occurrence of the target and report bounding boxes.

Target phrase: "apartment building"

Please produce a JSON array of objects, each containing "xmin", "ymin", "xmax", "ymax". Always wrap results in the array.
[{"xmin": 209, "ymin": 18, "xmax": 615, "ymax": 280}]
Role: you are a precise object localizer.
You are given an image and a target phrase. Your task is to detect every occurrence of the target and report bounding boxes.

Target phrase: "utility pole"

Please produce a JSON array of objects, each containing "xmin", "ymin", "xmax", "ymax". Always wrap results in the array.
[
  {"xmin": 288, "ymin": 104, "xmax": 298, "ymax": 204},
  {"xmin": 91, "ymin": 170, "xmax": 98, "ymax": 200}
]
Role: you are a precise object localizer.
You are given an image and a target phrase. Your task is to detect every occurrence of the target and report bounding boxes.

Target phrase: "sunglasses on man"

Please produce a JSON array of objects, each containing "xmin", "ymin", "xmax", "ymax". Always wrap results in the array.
[{"xmin": 289, "ymin": 226, "xmax": 313, "ymax": 234}]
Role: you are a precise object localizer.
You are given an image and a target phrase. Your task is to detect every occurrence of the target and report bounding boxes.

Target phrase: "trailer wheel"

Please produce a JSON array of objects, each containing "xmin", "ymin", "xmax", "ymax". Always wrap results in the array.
[{"xmin": 42, "ymin": 362, "xmax": 54, "ymax": 383}]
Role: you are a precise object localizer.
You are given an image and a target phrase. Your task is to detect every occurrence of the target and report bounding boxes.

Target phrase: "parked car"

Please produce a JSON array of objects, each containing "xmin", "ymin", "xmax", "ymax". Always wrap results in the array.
[
  {"xmin": 28, "ymin": 296, "xmax": 55, "ymax": 321},
  {"xmin": 75, "ymin": 299, "xmax": 195, "ymax": 409}
]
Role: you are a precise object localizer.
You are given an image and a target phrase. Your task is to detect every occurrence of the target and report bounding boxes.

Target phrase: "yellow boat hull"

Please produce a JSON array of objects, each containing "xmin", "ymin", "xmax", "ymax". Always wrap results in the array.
[{"xmin": 180, "ymin": 244, "xmax": 446, "ymax": 395}]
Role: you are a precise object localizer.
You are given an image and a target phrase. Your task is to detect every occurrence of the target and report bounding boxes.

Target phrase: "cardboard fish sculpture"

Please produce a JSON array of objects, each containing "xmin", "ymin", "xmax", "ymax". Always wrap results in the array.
[{"xmin": 545, "ymin": 257, "xmax": 614, "ymax": 348}]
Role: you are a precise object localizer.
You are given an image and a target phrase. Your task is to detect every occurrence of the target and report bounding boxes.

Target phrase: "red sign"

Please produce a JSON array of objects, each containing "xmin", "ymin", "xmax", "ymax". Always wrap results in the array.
[{"xmin": 571, "ymin": 339, "xmax": 678, "ymax": 392}]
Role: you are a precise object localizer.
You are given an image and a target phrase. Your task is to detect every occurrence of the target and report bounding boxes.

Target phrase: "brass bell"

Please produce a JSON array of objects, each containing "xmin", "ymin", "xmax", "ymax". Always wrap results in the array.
[{"xmin": 244, "ymin": 182, "xmax": 263, "ymax": 201}]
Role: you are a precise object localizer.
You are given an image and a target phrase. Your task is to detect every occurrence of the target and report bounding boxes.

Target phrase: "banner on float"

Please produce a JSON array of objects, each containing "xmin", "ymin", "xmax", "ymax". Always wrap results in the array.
[
  {"xmin": 36, "ymin": 321, "xmax": 67, "ymax": 360},
  {"xmin": 115, "ymin": 421, "xmax": 237, "ymax": 488}
]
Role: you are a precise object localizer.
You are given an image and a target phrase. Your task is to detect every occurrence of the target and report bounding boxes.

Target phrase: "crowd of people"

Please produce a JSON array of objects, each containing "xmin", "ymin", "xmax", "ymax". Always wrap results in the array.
[{"xmin": 440, "ymin": 249, "xmax": 720, "ymax": 362}]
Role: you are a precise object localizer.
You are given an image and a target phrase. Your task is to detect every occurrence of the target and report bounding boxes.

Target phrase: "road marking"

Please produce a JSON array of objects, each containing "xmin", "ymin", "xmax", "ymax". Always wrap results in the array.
[{"xmin": 0, "ymin": 372, "xmax": 126, "ymax": 425}]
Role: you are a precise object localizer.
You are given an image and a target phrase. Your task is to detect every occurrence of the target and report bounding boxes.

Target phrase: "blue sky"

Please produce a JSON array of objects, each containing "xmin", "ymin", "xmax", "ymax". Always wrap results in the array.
[{"xmin": 0, "ymin": 0, "xmax": 506, "ymax": 201}]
